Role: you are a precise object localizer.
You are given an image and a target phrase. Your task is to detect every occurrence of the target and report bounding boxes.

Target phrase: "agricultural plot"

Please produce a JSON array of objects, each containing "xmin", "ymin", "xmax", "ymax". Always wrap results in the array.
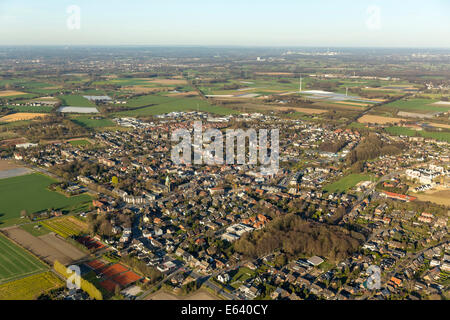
[
  {"xmin": 94, "ymin": 77, "xmax": 188, "ymax": 87},
  {"xmin": 0, "ymin": 90, "xmax": 28, "ymax": 97},
  {"xmin": 0, "ymin": 271, "xmax": 63, "ymax": 300},
  {"xmin": 323, "ymin": 174, "xmax": 373, "ymax": 194},
  {"xmin": 40, "ymin": 216, "xmax": 89, "ymax": 238},
  {"xmin": 115, "ymin": 96, "xmax": 238, "ymax": 116},
  {"xmin": 0, "ymin": 233, "xmax": 47, "ymax": 285},
  {"xmin": 200, "ymin": 78, "xmax": 303, "ymax": 97},
  {"xmin": 3, "ymin": 227, "xmax": 87, "ymax": 266},
  {"xmin": 4, "ymin": 105, "xmax": 53, "ymax": 113},
  {"xmin": 58, "ymin": 95, "xmax": 96, "ymax": 107},
  {"xmin": 385, "ymin": 126, "xmax": 450, "ymax": 143},
  {"xmin": 383, "ymin": 98, "xmax": 449, "ymax": 114},
  {"xmin": 71, "ymin": 116, "xmax": 115, "ymax": 128},
  {"xmin": 0, "ymin": 113, "xmax": 48, "ymax": 123},
  {"xmin": 0, "ymin": 173, "xmax": 92, "ymax": 224}
]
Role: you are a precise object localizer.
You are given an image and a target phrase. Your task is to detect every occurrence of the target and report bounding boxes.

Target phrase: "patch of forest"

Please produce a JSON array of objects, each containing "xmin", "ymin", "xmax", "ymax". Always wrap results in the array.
[{"xmin": 234, "ymin": 214, "xmax": 364, "ymax": 262}]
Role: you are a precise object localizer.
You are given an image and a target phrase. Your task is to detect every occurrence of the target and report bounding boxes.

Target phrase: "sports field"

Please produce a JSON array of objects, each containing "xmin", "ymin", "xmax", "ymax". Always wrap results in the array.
[
  {"xmin": 0, "ymin": 173, "xmax": 92, "ymax": 223},
  {"xmin": 40, "ymin": 216, "xmax": 89, "ymax": 238},
  {"xmin": 0, "ymin": 271, "xmax": 63, "ymax": 300},
  {"xmin": 323, "ymin": 174, "xmax": 373, "ymax": 194},
  {"xmin": 0, "ymin": 233, "xmax": 47, "ymax": 285}
]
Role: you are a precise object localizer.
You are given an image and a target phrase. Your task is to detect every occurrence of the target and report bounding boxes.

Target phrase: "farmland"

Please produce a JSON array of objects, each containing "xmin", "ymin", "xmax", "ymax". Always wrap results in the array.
[
  {"xmin": 3, "ymin": 105, "xmax": 54, "ymax": 113},
  {"xmin": 40, "ymin": 216, "xmax": 89, "ymax": 238},
  {"xmin": 323, "ymin": 174, "xmax": 373, "ymax": 194},
  {"xmin": 115, "ymin": 95, "xmax": 238, "ymax": 116},
  {"xmin": 0, "ymin": 173, "xmax": 92, "ymax": 224},
  {"xmin": 385, "ymin": 126, "xmax": 450, "ymax": 143},
  {"xmin": 0, "ymin": 271, "xmax": 63, "ymax": 300},
  {"xmin": 0, "ymin": 90, "xmax": 27, "ymax": 97},
  {"xmin": 71, "ymin": 116, "xmax": 115, "ymax": 128},
  {"xmin": 58, "ymin": 95, "xmax": 96, "ymax": 107},
  {"xmin": 0, "ymin": 113, "xmax": 48, "ymax": 123},
  {"xmin": 382, "ymin": 98, "xmax": 449, "ymax": 113},
  {"xmin": 0, "ymin": 233, "xmax": 47, "ymax": 285},
  {"xmin": 3, "ymin": 227, "xmax": 87, "ymax": 265},
  {"xmin": 357, "ymin": 115, "xmax": 406, "ymax": 125}
]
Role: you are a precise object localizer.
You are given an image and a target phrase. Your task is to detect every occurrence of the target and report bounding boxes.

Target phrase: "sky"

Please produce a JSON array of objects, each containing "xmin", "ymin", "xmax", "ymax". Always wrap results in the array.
[{"xmin": 0, "ymin": 0, "xmax": 449, "ymax": 47}]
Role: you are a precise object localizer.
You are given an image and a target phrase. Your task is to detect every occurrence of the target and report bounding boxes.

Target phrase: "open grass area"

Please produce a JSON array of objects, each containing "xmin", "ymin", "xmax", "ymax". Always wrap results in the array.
[
  {"xmin": 385, "ymin": 126, "xmax": 450, "ymax": 143},
  {"xmin": 71, "ymin": 116, "xmax": 115, "ymax": 128},
  {"xmin": 69, "ymin": 139, "xmax": 91, "ymax": 147},
  {"xmin": 40, "ymin": 216, "xmax": 89, "ymax": 238},
  {"xmin": 4, "ymin": 105, "xmax": 53, "ymax": 113},
  {"xmin": 0, "ymin": 271, "xmax": 63, "ymax": 300},
  {"xmin": 58, "ymin": 95, "xmax": 96, "ymax": 107},
  {"xmin": 0, "ymin": 233, "xmax": 48, "ymax": 285},
  {"xmin": 229, "ymin": 267, "xmax": 256, "ymax": 289},
  {"xmin": 0, "ymin": 173, "xmax": 92, "ymax": 225},
  {"xmin": 115, "ymin": 95, "xmax": 238, "ymax": 116},
  {"xmin": 383, "ymin": 98, "xmax": 448, "ymax": 113},
  {"xmin": 20, "ymin": 222, "xmax": 51, "ymax": 237},
  {"xmin": 323, "ymin": 174, "xmax": 373, "ymax": 194}
]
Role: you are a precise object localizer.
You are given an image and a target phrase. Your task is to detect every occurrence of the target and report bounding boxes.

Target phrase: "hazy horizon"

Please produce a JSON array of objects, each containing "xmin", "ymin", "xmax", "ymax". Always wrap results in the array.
[{"xmin": 1, "ymin": 0, "xmax": 449, "ymax": 48}]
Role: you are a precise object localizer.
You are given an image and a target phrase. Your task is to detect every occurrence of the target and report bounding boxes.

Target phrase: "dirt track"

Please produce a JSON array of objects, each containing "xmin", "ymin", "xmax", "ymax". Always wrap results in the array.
[{"xmin": 2, "ymin": 227, "xmax": 86, "ymax": 265}]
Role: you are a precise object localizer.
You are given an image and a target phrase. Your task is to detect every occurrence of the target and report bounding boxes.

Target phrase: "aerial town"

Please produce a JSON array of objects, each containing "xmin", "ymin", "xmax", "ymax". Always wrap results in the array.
[{"xmin": 0, "ymin": 2, "xmax": 449, "ymax": 306}]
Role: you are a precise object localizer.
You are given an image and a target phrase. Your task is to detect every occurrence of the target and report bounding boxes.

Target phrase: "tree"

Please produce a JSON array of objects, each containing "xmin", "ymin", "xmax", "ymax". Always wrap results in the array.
[{"xmin": 111, "ymin": 176, "xmax": 119, "ymax": 186}]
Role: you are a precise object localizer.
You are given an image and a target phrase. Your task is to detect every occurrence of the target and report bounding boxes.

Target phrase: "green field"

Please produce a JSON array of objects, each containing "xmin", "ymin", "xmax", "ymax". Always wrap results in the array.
[
  {"xmin": 385, "ymin": 126, "xmax": 450, "ymax": 143},
  {"xmin": 229, "ymin": 267, "xmax": 257, "ymax": 289},
  {"xmin": 71, "ymin": 116, "xmax": 115, "ymax": 128},
  {"xmin": 383, "ymin": 98, "xmax": 448, "ymax": 113},
  {"xmin": 69, "ymin": 139, "xmax": 91, "ymax": 147},
  {"xmin": 115, "ymin": 96, "xmax": 238, "ymax": 116},
  {"xmin": 0, "ymin": 233, "xmax": 48, "ymax": 285},
  {"xmin": 323, "ymin": 174, "xmax": 373, "ymax": 193},
  {"xmin": 58, "ymin": 95, "xmax": 96, "ymax": 107},
  {"xmin": 0, "ymin": 173, "xmax": 92, "ymax": 224},
  {"xmin": 0, "ymin": 271, "xmax": 63, "ymax": 300},
  {"xmin": 4, "ymin": 105, "xmax": 53, "ymax": 113},
  {"xmin": 20, "ymin": 223, "xmax": 51, "ymax": 237}
]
